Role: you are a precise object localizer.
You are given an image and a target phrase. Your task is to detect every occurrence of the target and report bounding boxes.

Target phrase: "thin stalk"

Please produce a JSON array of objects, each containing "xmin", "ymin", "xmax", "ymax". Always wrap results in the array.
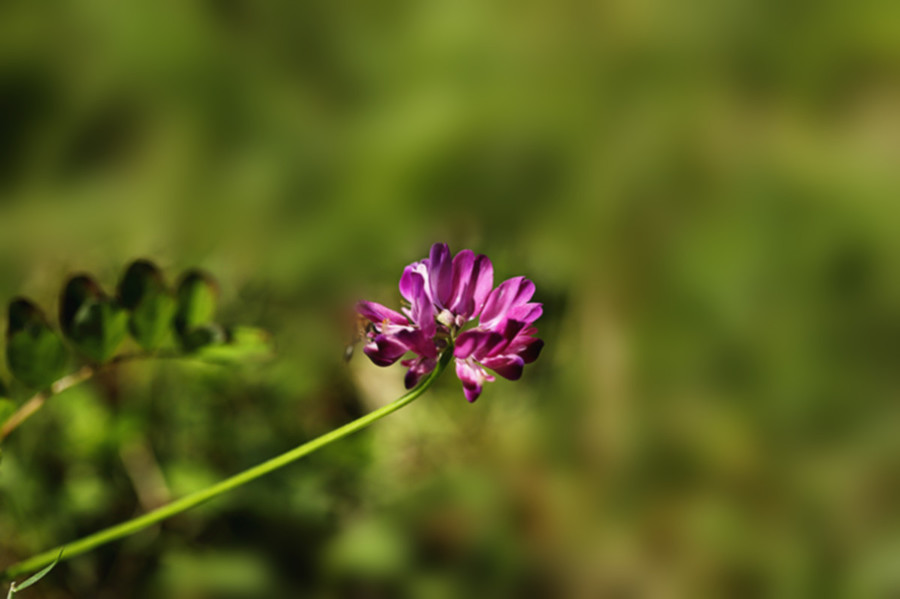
[
  {"xmin": 1, "ymin": 349, "xmax": 452, "ymax": 582},
  {"xmin": 1, "ymin": 351, "xmax": 187, "ymax": 442},
  {"xmin": 0, "ymin": 367, "xmax": 94, "ymax": 441}
]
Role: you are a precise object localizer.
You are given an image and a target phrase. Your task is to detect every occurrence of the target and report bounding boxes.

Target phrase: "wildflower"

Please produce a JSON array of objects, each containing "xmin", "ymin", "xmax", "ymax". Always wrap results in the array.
[
  {"xmin": 453, "ymin": 276, "xmax": 543, "ymax": 402},
  {"xmin": 357, "ymin": 243, "xmax": 543, "ymax": 401}
]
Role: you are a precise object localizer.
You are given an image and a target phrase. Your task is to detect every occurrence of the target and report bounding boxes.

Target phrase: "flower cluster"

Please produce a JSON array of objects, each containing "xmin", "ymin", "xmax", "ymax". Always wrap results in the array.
[{"xmin": 357, "ymin": 243, "xmax": 543, "ymax": 402}]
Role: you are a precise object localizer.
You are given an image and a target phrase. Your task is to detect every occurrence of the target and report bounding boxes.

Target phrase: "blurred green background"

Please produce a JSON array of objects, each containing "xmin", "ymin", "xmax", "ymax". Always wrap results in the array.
[{"xmin": 1, "ymin": 0, "xmax": 899, "ymax": 597}]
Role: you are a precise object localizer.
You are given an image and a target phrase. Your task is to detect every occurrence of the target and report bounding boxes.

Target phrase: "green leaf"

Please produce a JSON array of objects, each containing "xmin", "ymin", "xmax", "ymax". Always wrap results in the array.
[
  {"xmin": 131, "ymin": 292, "xmax": 176, "ymax": 351},
  {"xmin": 118, "ymin": 260, "xmax": 162, "ymax": 309},
  {"xmin": 60, "ymin": 276, "xmax": 128, "ymax": 363},
  {"xmin": 180, "ymin": 323, "xmax": 226, "ymax": 353},
  {"xmin": 118, "ymin": 260, "xmax": 177, "ymax": 350},
  {"xmin": 173, "ymin": 270, "xmax": 219, "ymax": 352},
  {"xmin": 174, "ymin": 270, "xmax": 218, "ymax": 337},
  {"xmin": 59, "ymin": 275, "xmax": 102, "ymax": 337},
  {"xmin": 73, "ymin": 304, "xmax": 128, "ymax": 363},
  {"xmin": 9, "ymin": 550, "xmax": 62, "ymax": 596},
  {"xmin": 193, "ymin": 327, "xmax": 274, "ymax": 364},
  {"xmin": 6, "ymin": 299, "xmax": 68, "ymax": 389},
  {"xmin": 8, "ymin": 299, "xmax": 41, "ymax": 334}
]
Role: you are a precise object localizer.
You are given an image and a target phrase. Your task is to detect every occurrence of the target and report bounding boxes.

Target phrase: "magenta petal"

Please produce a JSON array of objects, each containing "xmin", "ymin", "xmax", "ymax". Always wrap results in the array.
[
  {"xmin": 480, "ymin": 276, "xmax": 530, "ymax": 329},
  {"xmin": 449, "ymin": 249, "xmax": 475, "ymax": 317},
  {"xmin": 454, "ymin": 330, "xmax": 481, "ymax": 358},
  {"xmin": 404, "ymin": 368, "xmax": 420, "ymax": 389},
  {"xmin": 499, "ymin": 319, "xmax": 527, "ymax": 341},
  {"xmin": 399, "ymin": 263, "xmax": 429, "ymax": 304},
  {"xmin": 357, "ymin": 301, "xmax": 409, "ymax": 326},
  {"xmin": 463, "ymin": 386, "xmax": 482, "ymax": 402},
  {"xmin": 454, "ymin": 329, "xmax": 503, "ymax": 359},
  {"xmin": 402, "ymin": 271, "xmax": 436, "ymax": 337},
  {"xmin": 428, "ymin": 243, "xmax": 453, "ymax": 308},
  {"xmin": 399, "ymin": 267, "xmax": 416, "ymax": 303},
  {"xmin": 404, "ymin": 356, "xmax": 436, "ymax": 389},
  {"xmin": 455, "ymin": 359, "xmax": 484, "ymax": 402},
  {"xmin": 506, "ymin": 303, "xmax": 542, "ymax": 325},
  {"xmin": 481, "ymin": 354, "xmax": 525, "ymax": 380},
  {"xmin": 470, "ymin": 254, "xmax": 494, "ymax": 317},
  {"xmin": 394, "ymin": 328, "xmax": 439, "ymax": 359},
  {"xmin": 512, "ymin": 278, "xmax": 536, "ymax": 306},
  {"xmin": 363, "ymin": 334, "xmax": 409, "ymax": 366},
  {"xmin": 518, "ymin": 337, "xmax": 544, "ymax": 363}
]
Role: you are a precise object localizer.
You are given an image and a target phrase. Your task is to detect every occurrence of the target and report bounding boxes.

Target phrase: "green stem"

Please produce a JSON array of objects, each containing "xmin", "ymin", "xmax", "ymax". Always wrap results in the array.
[
  {"xmin": 1, "ymin": 349, "xmax": 452, "ymax": 582},
  {"xmin": 0, "ymin": 366, "xmax": 95, "ymax": 442}
]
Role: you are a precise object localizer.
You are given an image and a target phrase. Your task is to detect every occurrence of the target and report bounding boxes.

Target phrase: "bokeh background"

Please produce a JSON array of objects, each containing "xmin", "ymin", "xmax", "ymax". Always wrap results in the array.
[{"xmin": 1, "ymin": 0, "xmax": 899, "ymax": 597}]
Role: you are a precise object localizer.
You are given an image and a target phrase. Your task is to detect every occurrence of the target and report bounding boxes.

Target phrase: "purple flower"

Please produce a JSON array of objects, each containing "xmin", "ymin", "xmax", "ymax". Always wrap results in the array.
[
  {"xmin": 452, "ymin": 277, "xmax": 543, "ymax": 402},
  {"xmin": 357, "ymin": 243, "xmax": 543, "ymax": 401},
  {"xmin": 399, "ymin": 243, "xmax": 494, "ymax": 328}
]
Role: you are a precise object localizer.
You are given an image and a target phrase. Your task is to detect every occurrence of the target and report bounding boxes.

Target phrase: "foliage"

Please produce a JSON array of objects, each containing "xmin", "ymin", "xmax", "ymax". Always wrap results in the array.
[
  {"xmin": 5, "ymin": 301, "xmax": 68, "ymax": 390},
  {"xmin": 0, "ymin": 261, "xmax": 272, "ymax": 446},
  {"xmin": 2, "ymin": 260, "xmax": 270, "ymax": 392}
]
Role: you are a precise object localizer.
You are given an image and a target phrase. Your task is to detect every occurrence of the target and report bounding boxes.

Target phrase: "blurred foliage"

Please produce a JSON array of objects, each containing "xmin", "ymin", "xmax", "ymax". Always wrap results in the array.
[
  {"xmin": 119, "ymin": 260, "xmax": 178, "ymax": 352},
  {"xmin": 0, "ymin": 261, "xmax": 271, "ymax": 405},
  {"xmin": 0, "ymin": 0, "xmax": 899, "ymax": 597},
  {"xmin": 5, "ymin": 299, "xmax": 68, "ymax": 389}
]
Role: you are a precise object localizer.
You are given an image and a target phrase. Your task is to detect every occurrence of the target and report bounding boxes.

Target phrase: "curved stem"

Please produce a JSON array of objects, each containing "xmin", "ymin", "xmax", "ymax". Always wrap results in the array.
[
  {"xmin": 1, "ymin": 349, "xmax": 453, "ymax": 582},
  {"xmin": 1, "ymin": 351, "xmax": 188, "ymax": 442},
  {"xmin": 0, "ymin": 366, "xmax": 94, "ymax": 441}
]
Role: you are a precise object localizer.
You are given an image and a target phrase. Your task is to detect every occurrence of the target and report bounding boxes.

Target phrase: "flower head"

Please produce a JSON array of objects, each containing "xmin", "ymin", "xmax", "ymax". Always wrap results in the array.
[{"xmin": 357, "ymin": 243, "xmax": 543, "ymax": 401}]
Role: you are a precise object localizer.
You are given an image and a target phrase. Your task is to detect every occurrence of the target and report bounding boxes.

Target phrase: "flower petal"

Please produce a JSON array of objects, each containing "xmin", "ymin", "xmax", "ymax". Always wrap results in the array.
[
  {"xmin": 454, "ymin": 329, "xmax": 503, "ymax": 359},
  {"xmin": 481, "ymin": 354, "xmax": 525, "ymax": 380},
  {"xmin": 394, "ymin": 327, "xmax": 439, "ymax": 359},
  {"xmin": 455, "ymin": 358, "xmax": 490, "ymax": 402},
  {"xmin": 512, "ymin": 336, "xmax": 544, "ymax": 364},
  {"xmin": 428, "ymin": 243, "xmax": 453, "ymax": 308},
  {"xmin": 403, "ymin": 356, "xmax": 437, "ymax": 389},
  {"xmin": 470, "ymin": 254, "xmax": 494, "ymax": 317},
  {"xmin": 506, "ymin": 303, "xmax": 542, "ymax": 326},
  {"xmin": 400, "ymin": 271, "xmax": 436, "ymax": 337},
  {"xmin": 363, "ymin": 334, "xmax": 409, "ymax": 366},
  {"xmin": 356, "ymin": 301, "xmax": 408, "ymax": 326},
  {"xmin": 448, "ymin": 249, "xmax": 475, "ymax": 317},
  {"xmin": 479, "ymin": 276, "xmax": 536, "ymax": 330},
  {"xmin": 399, "ymin": 262, "xmax": 430, "ymax": 304},
  {"xmin": 499, "ymin": 318, "xmax": 527, "ymax": 341},
  {"xmin": 462, "ymin": 386, "xmax": 481, "ymax": 403}
]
